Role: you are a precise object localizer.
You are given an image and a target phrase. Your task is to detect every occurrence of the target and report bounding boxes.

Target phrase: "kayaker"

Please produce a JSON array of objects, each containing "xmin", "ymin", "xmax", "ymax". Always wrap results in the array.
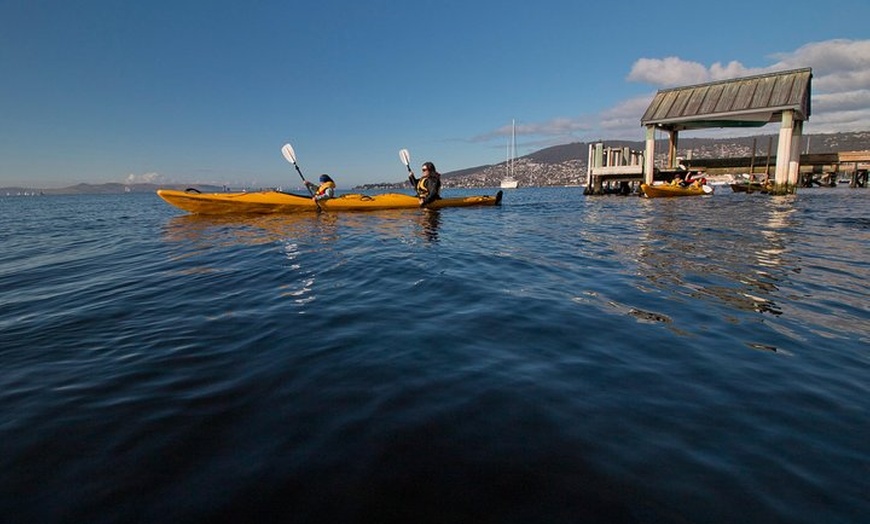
[
  {"xmin": 305, "ymin": 174, "xmax": 336, "ymax": 202},
  {"xmin": 408, "ymin": 161, "xmax": 441, "ymax": 206},
  {"xmin": 685, "ymin": 172, "xmax": 707, "ymax": 187}
]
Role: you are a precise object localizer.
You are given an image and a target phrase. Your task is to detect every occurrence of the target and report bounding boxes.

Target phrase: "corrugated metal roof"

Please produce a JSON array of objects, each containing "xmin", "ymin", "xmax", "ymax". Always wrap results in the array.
[{"xmin": 641, "ymin": 68, "xmax": 812, "ymax": 130}]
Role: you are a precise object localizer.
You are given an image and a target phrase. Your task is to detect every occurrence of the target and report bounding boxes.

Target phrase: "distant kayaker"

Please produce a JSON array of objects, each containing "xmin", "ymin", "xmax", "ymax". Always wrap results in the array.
[
  {"xmin": 408, "ymin": 161, "xmax": 441, "ymax": 206},
  {"xmin": 684, "ymin": 172, "xmax": 707, "ymax": 187},
  {"xmin": 671, "ymin": 173, "xmax": 688, "ymax": 187},
  {"xmin": 305, "ymin": 174, "xmax": 336, "ymax": 202}
]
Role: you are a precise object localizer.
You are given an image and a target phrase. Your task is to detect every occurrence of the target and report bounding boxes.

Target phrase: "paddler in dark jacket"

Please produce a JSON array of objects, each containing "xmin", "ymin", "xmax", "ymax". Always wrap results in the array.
[
  {"xmin": 408, "ymin": 161, "xmax": 441, "ymax": 207},
  {"xmin": 304, "ymin": 174, "xmax": 336, "ymax": 202}
]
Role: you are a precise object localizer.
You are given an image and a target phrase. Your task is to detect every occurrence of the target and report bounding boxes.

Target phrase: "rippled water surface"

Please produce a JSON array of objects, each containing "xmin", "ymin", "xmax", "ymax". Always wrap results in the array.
[{"xmin": 1, "ymin": 188, "xmax": 868, "ymax": 522}]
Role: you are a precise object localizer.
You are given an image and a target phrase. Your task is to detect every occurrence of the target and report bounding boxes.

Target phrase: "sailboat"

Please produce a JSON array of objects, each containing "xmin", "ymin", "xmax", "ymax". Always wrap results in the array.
[{"xmin": 500, "ymin": 119, "xmax": 519, "ymax": 189}]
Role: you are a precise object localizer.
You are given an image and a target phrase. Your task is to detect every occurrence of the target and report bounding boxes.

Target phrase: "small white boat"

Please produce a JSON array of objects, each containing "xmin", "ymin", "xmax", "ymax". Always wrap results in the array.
[{"xmin": 500, "ymin": 177, "xmax": 519, "ymax": 189}]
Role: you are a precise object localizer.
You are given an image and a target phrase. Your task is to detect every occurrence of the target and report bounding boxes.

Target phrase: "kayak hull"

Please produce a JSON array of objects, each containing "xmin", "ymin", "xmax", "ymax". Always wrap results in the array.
[
  {"xmin": 157, "ymin": 189, "xmax": 503, "ymax": 214},
  {"xmin": 640, "ymin": 183, "xmax": 711, "ymax": 198}
]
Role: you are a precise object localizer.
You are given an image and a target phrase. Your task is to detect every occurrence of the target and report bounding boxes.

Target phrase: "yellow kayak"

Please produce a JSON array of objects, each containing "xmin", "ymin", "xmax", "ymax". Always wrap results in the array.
[
  {"xmin": 640, "ymin": 183, "xmax": 712, "ymax": 198},
  {"xmin": 157, "ymin": 188, "xmax": 503, "ymax": 214}
]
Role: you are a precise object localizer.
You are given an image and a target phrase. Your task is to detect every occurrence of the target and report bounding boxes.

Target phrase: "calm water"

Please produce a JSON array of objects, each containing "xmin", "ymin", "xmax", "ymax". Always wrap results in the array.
[{"xmin": 1, "ymin": 187, "xmax": 867, "ymax": 523}]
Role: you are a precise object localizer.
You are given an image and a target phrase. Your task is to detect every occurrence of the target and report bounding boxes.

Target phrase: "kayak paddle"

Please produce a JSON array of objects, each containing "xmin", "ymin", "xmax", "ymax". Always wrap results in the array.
[
  {"xmin": 281, "ymin": 143, "xmax": 321, "ymax": 210},
  {"xmin": 400, "ymin": 148, "xmax": 417, "ymax": 191},
  {"xmin": 399, "ymin": 148, "xmax": 412, "ymax": 174}
]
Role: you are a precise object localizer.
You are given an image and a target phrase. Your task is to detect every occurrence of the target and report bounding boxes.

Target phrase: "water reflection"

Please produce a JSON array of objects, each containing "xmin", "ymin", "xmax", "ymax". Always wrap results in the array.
[
  {"xmin": 419, "ymin": 209, "xmax": 441, "ymax": 242},
  {"xmin": 161, "ymin": 212, "xmax": 332, "ymax": 249},
  {"xmin": 161, "ymin": 207, "xmax": 444, "ymax": 252},
  {"xmin": 631, "ymin": 197, "xmax": 801, "ymax": 317}
]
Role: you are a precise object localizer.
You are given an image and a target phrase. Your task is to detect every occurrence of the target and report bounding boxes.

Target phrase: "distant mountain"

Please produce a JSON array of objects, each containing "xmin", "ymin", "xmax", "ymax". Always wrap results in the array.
[
  {"xmin": 358, "ymin": 131, "xmax": 870, "ymax": 189},
  {"xmin": 1, "ymin": 183, "xmax": 227, "ymax": 196}
]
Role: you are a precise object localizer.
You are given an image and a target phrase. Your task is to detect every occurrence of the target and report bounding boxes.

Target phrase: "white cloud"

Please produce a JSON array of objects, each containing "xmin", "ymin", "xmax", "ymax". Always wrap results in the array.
[
  {"xmin": 812, "ymin": 89, "xmax": 870, "ymax": 112},
  {"xmin": 768, "ymin": 39, "xmax": 870, "ymax": 78},
  {"xmin": 125, "ymin": 172, "xmax": 166, "ymax": 184},
  {"xmin": 472, "ymin": 117, "xmax": 595, "ymax": 143},
  {"xmin": 627, "ymin": 57, "xmax": 767, "ymax": 88},
  {"xmin": 709, "ymin": 61, "xmax": 759, "ymax": 81},
  {"xmin": 598, "ymin": 96, "xmax": 655, "ymax": 137},
  {"xmin": 627, "ymin": 57, "xmax": 712, "ymax": 86}
]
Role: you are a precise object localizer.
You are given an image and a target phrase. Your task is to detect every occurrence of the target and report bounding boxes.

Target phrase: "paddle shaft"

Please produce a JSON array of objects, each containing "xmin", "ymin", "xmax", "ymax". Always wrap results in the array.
[
  {"xmin": 281, "ymin": 143, "xmax": 321, "ymax": 210},
  {"xmin": 292, "ymin": 164, "xmax": 314, "ymax": 195}
]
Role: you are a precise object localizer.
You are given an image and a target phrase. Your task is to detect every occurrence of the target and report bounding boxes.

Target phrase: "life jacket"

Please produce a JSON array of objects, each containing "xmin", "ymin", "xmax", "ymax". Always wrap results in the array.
[
  {"xmin": 315, "ymin": 180, "xmax": 336, "ymax": 198},
  {"xmin": 416, "ymin": 175, "xmax": 440, "ymax": 200}
]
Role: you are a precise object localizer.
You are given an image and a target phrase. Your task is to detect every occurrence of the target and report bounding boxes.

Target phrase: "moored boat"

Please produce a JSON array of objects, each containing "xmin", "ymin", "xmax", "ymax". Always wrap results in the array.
[
  {"xmin": 730, "ymin": 181, "xmax": 772, "ymax": 193},
  {"xmin": 157, "ymin": 188, "xmax": 503, "ymax": 214},
  {"xmin": 500, "ymin": 119, "xmax": 520, "ymax": 189},
  {"xmin": 640, "ymin": 183, "xmax": 712, "ymax": 198}
]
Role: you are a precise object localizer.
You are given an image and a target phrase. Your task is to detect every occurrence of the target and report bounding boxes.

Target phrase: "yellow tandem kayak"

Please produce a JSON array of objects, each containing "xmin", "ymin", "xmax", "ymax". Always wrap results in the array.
[
  {"xmin": 157, "ymin": 188, "xmax": 503, "ymax": 214},
  {"xmin": 640, "ymin": 183, "xmax": 713, "ymax": 198}
]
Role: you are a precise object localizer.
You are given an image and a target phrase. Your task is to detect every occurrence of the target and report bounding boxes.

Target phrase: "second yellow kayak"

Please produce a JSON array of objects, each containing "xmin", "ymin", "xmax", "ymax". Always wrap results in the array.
[{"xmin": 640, "ymin": 183, "xmax": 712, "ymax": 198}]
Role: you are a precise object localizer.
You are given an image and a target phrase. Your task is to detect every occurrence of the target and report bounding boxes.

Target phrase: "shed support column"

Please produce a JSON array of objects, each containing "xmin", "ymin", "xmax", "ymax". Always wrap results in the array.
[
  {"xmin": 644, "ymin": 126, "xmax": 656, "ymax": 184},
  {"xmin": 593, "ymin": 143, "xmax": 604, "ymax": 194},
  {"xmin": 667, "ymin": 130, "xmax": 678, "ymax": 168},
  {"xmin": 585, "ymin": 143, "xmax": 594, "ymax": 188},
  {"xmin": 774, "ymin": 110, "xmax": 795, "ymax": 194},
  {"xmin": 789, "ymin": 119, "xmax": 803, "ymax": 187}
]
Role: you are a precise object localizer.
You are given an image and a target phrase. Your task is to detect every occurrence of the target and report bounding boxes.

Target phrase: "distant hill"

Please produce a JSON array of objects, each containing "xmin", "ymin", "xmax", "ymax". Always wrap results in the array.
[{"xmin": 1, "ymin": 183, "xmax": 226, "ymax": 196}]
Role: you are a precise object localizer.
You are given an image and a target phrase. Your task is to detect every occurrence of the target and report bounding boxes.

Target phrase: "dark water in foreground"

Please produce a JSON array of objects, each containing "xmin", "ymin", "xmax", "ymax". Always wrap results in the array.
[{"xmin": 1, "ymin": 187, "xmax": 867, "ymax": 523}]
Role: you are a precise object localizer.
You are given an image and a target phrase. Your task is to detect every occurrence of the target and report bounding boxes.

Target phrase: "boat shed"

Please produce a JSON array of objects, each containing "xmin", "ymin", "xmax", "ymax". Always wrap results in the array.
[{"xmin": 640, "ymin": 67, "xmax": 812, "ymax": 192}]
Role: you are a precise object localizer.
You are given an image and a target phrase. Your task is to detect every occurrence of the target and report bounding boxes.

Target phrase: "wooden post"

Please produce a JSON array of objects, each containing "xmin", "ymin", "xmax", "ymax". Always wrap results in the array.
[
  {"xmin": 667, "ymin": 129, "xmax": 678, "ymax": 168},
  {"xmin": 644, "ymin": 126, "xmax": 656, "ymax": 184},
  {"xmin": 749, "ymin": 137, "xmax": 756, "ymax": 174}
]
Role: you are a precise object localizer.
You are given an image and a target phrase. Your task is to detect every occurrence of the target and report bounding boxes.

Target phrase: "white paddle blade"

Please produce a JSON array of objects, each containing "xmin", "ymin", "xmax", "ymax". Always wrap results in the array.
[
  {"xmin": 702, "ymin": 184, "xmax": 714, "ymax": 194},
  {"xmin": 281, "ymin": 143, "xmax": 297, "ymax": 164},
  {"xmin": 399, "ymin": 148, "xmax": 410, "ymax": 166}
]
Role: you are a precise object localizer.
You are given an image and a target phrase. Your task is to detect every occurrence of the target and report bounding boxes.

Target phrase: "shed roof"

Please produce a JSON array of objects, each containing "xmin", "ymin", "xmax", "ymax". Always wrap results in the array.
[{"xmin": 640, "ymin": 67, "xmax": 812, "ymax": 131}]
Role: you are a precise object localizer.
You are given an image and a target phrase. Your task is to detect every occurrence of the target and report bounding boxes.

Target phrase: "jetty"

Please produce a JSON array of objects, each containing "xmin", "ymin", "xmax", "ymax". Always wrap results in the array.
[
  {"xmin": 691, "ymin": 149, "xmax": 869, "ymax": 188},
  {"xmin": 584, "ymin": 144, "xmax": 644, "ymax": 195}
]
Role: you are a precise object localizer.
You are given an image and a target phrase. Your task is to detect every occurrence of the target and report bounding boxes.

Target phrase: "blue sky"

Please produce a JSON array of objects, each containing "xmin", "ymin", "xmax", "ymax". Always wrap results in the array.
[{"xmin": 2, "ymin": 0, "xmax": 869, "ymax": 189}]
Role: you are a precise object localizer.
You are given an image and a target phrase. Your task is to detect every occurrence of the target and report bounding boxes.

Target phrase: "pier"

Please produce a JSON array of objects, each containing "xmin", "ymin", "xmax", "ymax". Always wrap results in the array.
[
  {"xmin": 584, "ymin": 145, "xmax": 869, "ymax": 193},
  {"xmin": 586, "ymin": 68, "xmax": 822, "ymax": 195}
]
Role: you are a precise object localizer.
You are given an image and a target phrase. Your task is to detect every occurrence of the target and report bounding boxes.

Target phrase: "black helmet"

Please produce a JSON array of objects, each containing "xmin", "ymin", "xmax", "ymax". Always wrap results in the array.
[{"xmin": 319, "ymin": 174, "xmax": 332, "ymax": 183}]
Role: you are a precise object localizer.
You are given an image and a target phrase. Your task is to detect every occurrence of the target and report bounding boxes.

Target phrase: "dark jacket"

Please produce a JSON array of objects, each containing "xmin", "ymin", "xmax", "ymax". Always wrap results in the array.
[{"xmin": 409, "ymin": 173, "xmax": 441, "ymax": 206}]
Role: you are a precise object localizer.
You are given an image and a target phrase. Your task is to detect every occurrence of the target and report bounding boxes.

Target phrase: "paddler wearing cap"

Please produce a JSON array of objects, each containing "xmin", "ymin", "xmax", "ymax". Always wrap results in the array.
[{"xmin": 304, "ymin": 174, "xmax": 336, "ymax": 202}]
